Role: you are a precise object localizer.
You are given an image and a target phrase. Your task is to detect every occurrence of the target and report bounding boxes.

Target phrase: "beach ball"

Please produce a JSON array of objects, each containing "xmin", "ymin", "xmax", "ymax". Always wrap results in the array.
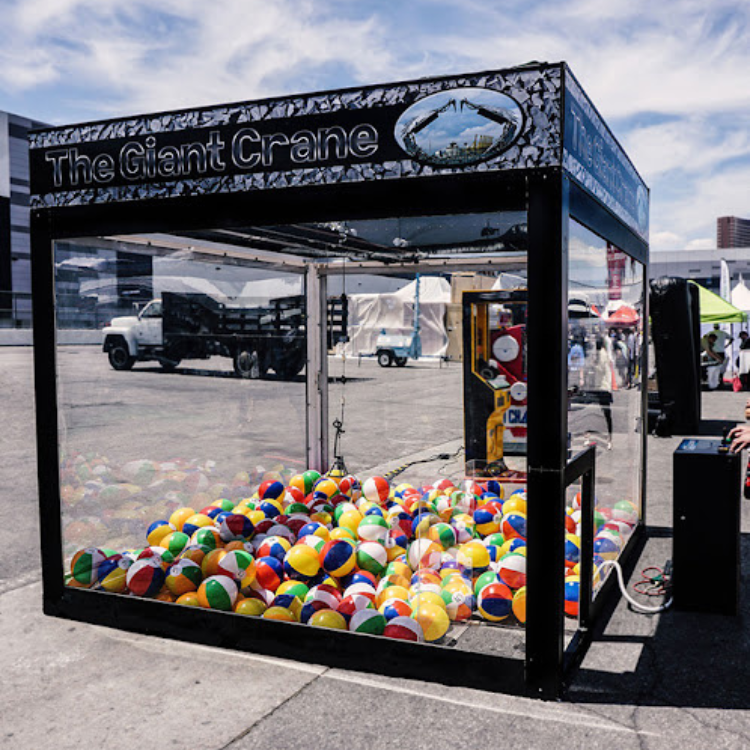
[
  {"xmin": 235, "ymin": 598, "xmax": 267, "ymax": 616},
  {"xmin": 258, "ymin": 479, "xmax": 285, "ymax": 501},
  {"xmin": 198, "ymin": 575, "xmax": 238, "ymax": 611},
  {"xmin": 502, "ymin": 494, "xmax": 526, "ymax": 515},
  {"xmin": 218, "ymin": 513, "xmax": 255, "ymax": 542},
  {"xmin": 309, "ymin": 609, "xmax": 347, "ymax": 629},
  {"xmin": 263, "ymin": 606, "xmax": 297, "ymax": 622},
  {"xmin": 443, "ymin": 587, "xmax": 474, "ymax": 622},
  {"xmin": 126, "ymin": 558, "xmax": 165, "ymax": 597},
  {"xmin": 137, "ymin": 546, "xmax": 175, "ymax": 570},
  {"xmin": 319, "ymin": 538, "xmax": 356, "ymax": 577},
  {"xmin": 502, "ymin": 512, "xmax": 527, "ymax": 541},
  {"xmin": 612, "ymin": 500, "xmax": 638, "ymax": 525},
  {"xmin": 217, "ymin": 550, "xmax": 256, "ymax": 583},
  {"xmin": 165, "ymin": 559, "xmax": 203, "ymax": 596},
  {"xmin": 257, "ymin": 536, "xmax": 292, "ymax": 562},
  {"xmin": 192, "ymin": 526, "xmax": 222, "ymax": 551},
  {"xmin": 356, "ymin": 542, "xmax": 388, "ymax": 577},
  {"xmin": 383, "ymin": 615, "xmax": 423, "ymax": 642},
  {"xmin": 512, "ymin": 586, "xmax": 526, "ymax": 623},
  {"xmin": 379, "ymin": 598, "xmax": 412, "ymax": 620},
  {"xmin": 363, "ymin": 476, "xmax": 390, "ymax": 505},
  {"xmin": 498, "ymin": 537, "xmax": 526, "ymax": 557},
  {"xmin": 459, "ymin": 540, "xmax": 490, "ymax": 575},
  {"xmin": 593, "ymin": 535, "xmax": 619, "ymax": 561},
  {"xmin": 477, "ymin": 582, "xmax": 513, "ymax": 622},
  {"xmin": 201, "ymin": 549, "xmax": 228, "ymax": 578},
  {"xmin": 146, "ymin": 520, "xmax": 175, "ymax": 547},
  {"xmin": 473, "ymin": 501, "xmax": 504, "ymax": 536},
  {"xmin": 350, "ymin": 608, "xmax": 387, "ymax": 635},
  {"xmin": 564, "ymin": 576, "xmax": 580, "ymax": 617},
  {"xmin": 358, "ymin": 515, "xmax": 389, "ymax": 544},
  {"xmin": 313, "ymin": 477, "xmax": 339, "ymax": 500},
  {"xmin": 337, "ymin": 593, "xmax": 374, "ymax": 623},
  {"xmin": 565, "ymin": 533, "xmax": 581, "ymax": 568},
  {"xmin": 407, "ymin": 539, "xmax": 443, "ymax": 572},
  {"xmin": 169, "ymin": 507, "xmax": 196, "ymax": 532},
  {"xmin": 284, "ymin": 545, "xmax": 321, "ymax": 581},
  {"xmin": 497, "ymin": 550, "xmax": 527, "ymax": 590},
  {"xmin": 427, "ymin": 522, "xmax": 457, "ymax": 551},
  {"xmin": 412, "ymin": 602, "xmax": 450, "ymax": 642},
  {"xmin": 451, "ymin": 514, "xmax": 476, "ymax": 544},
  {"xmin": 255, "ymin": 556, "xmax": 285, "ymax": 591},
  {"xmin": 473, "ymin": 570, "xmax": 501, "ymax": 597},
  {"xmin": 161, "ymin": 531, "xmax": 190, "ymax": 558},
  {"xmin": 182, "ymin": 513, "xmax": 214, "ymax": 538},
  {"xmin": 70, "ymin": 548, "xmax": 107, "ymax": 585},
  {"xmin": 96, "ymin": 556, "xmax": 131, "ymax": 593},
  {"xmin": 271, "ymin": 593, "xmax": 303, "ymax": 620},
  {"xmin": 289, "ymin": 472, "xmax": 316, "ymax": 496},
  {"xmin": 176, "ymin": 592, "xmax": 201, "ymax": 607}
]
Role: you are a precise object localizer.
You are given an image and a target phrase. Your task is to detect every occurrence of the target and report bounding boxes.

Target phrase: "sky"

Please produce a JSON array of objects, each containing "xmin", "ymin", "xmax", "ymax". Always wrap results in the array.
[{"xmin": 1, "ymin": 0, "xmax": 749, "ymax": 251}]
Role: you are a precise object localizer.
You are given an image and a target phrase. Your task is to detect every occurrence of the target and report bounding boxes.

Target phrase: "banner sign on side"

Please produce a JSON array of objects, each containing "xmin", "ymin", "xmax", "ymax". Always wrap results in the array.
[{"xmin": 563, "ymin": 71, "xmax": 649, "ymax": 242}]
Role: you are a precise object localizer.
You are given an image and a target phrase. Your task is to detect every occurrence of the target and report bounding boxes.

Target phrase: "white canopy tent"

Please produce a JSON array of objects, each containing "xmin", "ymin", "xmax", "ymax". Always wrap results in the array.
[{"xmin": 343, "ymin": 276, "xmax": 451, "ymax": 358}]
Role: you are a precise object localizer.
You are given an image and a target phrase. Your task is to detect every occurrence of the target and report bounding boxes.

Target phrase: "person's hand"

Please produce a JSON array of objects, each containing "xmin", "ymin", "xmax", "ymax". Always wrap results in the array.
[
  {"xmin": 745, "ymin": 398, "xmax": 750, "ymax": 421},
  {"xmin": 729, "ymin": 425, "xmax": 750, "ymax": 452}
]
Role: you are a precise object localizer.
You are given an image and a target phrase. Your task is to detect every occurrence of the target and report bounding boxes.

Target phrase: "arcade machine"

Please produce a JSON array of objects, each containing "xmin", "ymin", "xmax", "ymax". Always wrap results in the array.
[{"xmin": 462, "ymin": 289, "xmax": 528, "ymax": 480}]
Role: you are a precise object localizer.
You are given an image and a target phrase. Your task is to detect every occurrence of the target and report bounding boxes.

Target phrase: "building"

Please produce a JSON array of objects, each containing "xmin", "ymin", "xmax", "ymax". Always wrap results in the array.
[
  {"xmin": 717, "ymin": 216, "xmax": 750, "ymax": 249},
  {"xmin": 651, "ymin": 246, "xmax": 750, "ymax": 294},
  {"xmin": 0, "ymin": 111, "xmax": 47, "ymax": 328}
]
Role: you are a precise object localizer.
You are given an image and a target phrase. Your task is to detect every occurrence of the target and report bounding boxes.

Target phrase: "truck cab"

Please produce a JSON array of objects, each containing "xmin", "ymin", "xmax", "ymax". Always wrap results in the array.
[{"xmin": 102, "ymin": 299, "xmax": 169, "ymax": 370}]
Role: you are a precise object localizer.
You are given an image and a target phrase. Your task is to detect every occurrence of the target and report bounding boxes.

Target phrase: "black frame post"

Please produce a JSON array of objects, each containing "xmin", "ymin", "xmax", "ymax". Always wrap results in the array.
[{"xmin": 525, "ymin": 170, "xmax": 569, "ymax": 698}]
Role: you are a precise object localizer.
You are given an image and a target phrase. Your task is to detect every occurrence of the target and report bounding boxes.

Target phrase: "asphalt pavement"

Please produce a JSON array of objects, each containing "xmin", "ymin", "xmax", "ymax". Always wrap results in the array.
[{"xmin": 1, "ymin": 345, "xmax": 750, "ymax": 749}]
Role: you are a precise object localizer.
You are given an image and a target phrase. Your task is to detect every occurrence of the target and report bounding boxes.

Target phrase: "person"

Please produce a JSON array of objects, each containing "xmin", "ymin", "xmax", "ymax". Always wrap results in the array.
[
  {"xmin": 739, "ymin": 331, "xmax": 750, "ymax": 350},
  {"xmin": 583, "ymin": 335, "xmax": 613, "ymax": 449},
  {"xmin": 701, "ymin": 332, "xmax": 723, "ymax": 390}
]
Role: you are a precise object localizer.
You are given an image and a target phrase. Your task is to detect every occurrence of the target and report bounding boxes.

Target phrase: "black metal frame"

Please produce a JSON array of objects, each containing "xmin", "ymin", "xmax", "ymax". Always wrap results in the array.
[{"xmin": 30, "ymin": 90, "xmax": 649, "ymax": 701}]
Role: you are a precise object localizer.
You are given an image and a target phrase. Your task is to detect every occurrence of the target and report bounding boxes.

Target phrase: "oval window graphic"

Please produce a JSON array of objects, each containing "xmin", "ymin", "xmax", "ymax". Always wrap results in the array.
[{"xmin": 395, "ymin": 87, "xmax": 524, "ymax": 167}]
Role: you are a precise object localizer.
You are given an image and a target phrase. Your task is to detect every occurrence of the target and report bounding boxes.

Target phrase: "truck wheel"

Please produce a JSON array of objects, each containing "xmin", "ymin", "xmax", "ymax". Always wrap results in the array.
[
  {"xmin": 159, "ymin": 357, "xmax": 181, "ymax": 371},
  {"xmin": 108, "ymin": 342, "xmax": 135, "ymax": 371},
  {"xmin": 377, "ymin": 350, "xmax": 393, "ymax": 367},
  {"xmin": 394, "ymin": 356, "xmax": 407, "ymax": 367},
  {"xmin": 234, "ymin": 349, "xmax": 262, "ymax": 379}
]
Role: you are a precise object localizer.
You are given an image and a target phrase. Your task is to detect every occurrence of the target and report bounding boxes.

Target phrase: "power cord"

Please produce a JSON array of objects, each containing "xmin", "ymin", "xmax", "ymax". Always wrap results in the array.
[{"xmin": 598, "ymin": 558, "xmax": 673, "ymax": 613}]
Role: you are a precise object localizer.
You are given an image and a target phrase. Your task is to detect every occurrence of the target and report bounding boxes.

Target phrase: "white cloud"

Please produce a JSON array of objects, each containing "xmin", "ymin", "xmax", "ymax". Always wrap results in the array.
[
  {"xmin": 686, "ymin": 237, "xmax": 715, "ymax": 250},
  {"xmin": 651, "ymin": 231, "xmax": 684, "ymax": 251}
]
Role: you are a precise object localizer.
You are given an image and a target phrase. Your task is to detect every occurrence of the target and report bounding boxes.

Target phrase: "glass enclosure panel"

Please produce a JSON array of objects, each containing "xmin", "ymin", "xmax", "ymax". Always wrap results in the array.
[
  {"xmin": 59, "ymin": 208, "xmax": 533, "ymax": 657},
  {"xmin": 322, "ymin": 209, "xmax": 528, "ymax": 654},
  {"xmin": 566, "ymin": 218, "xmax": 645, "ymax": 619},
  {"xmin": 58, "ymin": 237, "xmax": 308, "ymax": 610}
]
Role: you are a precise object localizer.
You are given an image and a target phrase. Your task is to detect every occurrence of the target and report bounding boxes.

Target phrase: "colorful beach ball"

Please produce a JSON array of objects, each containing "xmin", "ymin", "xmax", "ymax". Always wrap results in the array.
[
  {"xmin": 502, "ymin": 512, "xmax": 527, "ymax": 541},
  {"xmin": 146, "ymin": 520, "xmax": 175, "ymax": 547},
  {"xmin": 593, "ymin": 535, "xmax": 619, "ymax": 561},
  {"xmin": 564, "ymin": 533, "xmax": 581, "ymax": 568},
  {"xmin": 564, "ymin": 576, "xmax": 580, "ymax": 617},
  {"xmin": 182, "ymin": 513, "xmax": 214, "ymax": 538},
  {"xmin": 166, "ymin": 559, "xmax": 203, "ymax": 596},
  {"xmin": 357, "ymin": 515, "xmax": 389, "ymax": 544},
  {"xmin": 256, "ymin": 536, "xmax": 292, "ymax": 562},
  {"xmin": 284, "ymin": 545, "xmax": 321, "ymax": 581},
  {"xmin": 407, "ymin": 539, "xmax": 443, "ymax": 572},
  {"xmin": 319, "ymin": 538, "xmax": 356, "ymax": 577},
  {"xmin": 309, "ymin": 609, "xmax": 347, "ymax": 629},
  {"xmin": 459, "ymin": 540, "xmax": 490, "ymax": 575},
  {"xmin": 192, "ymin": 526, "xmax": 222, "ymax": 551},
  {"xmin": 383, "ymin": 615, "xmax": 423, "ymax": 642},
  {"xmin": 512, "ymin": 586, "xmax": 526, "ymax": 623},
  {"xmin": 70, "ymin": 548, "xmax": 107, "ymax": 585},
  {"xmin": 356, "ymin": 542, "xmax": 388, "ymax": 577},
  {"xmin": 235, "ymin": 598, "xmax": 267, "ymax": 616},
  {"xmin": 137, "ymin": 546, "xmax": 175, "ymax": 569},
  {"xmin": 218, "ymin": 513, "xmax": 255, "ymax": 542},
  {"xmin": 96, "ymin": 556, "xmax": 132, "ymax": 593},
  {"xmin": 160, "ymin": 531, "xmax": 190, "ymax": 558},
  {"xmin": 473, "ymin": 501, "xmax": 504, "ymax": 536},
  {"xmin": 255, "ymin": 556, "xmax": 285, "ymax": 591},
  {"xmin": 349, "ymin": 608, "xmax": 387, "ymax": 635},
  {"xmin": 337, "ymin": 593, "xmax": 374, "ymax": 623},
  {"xmin": 412, "ymin": 602, "xmax": 450, "ymax": 642},
  {"xmin": 427, "ymin": 522, "xmax": 457, "ymax": 551},
  {"xmin": 362, "ymin": 476, "xmax": 390, "ymax": 505},
  {"xmin": 198, "ymin": 575, "xmax": 238, "ymax": 611},
  {"xmin": 612, "ymin": 500, "xmax": 638, "ymax": 525},
  {"xmin": 379, "ymin": 598, "xmax": 413, "ymax": 621},
  {"xmin": 497, "ymin": 550, "xmax": 527, "ymax": 590},
  {"xmin": 477, "ymin": 582, "xmax": 513, "ymax": 622},
  {"xmin": 126, "ymin": 558, "xmax": 165, "ymax": 597},
  {"xmin": 217, "ymin": 550, "xmax": 256, "ymax": 583}
]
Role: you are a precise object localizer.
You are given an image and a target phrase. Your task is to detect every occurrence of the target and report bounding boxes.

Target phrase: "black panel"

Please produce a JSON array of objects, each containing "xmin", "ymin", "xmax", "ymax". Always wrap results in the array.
[
  {"xmin": 673, "ymin": 440, "xmax": 740, "ymax": 614},
  {"xmin": 0, "ymin": 197, "xmax": 11, "ymax": 319}
]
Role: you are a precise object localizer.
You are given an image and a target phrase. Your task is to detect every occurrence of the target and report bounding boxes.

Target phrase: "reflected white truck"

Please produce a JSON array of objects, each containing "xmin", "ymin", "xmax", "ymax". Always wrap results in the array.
[{"xmin": 102, "ymin": 293, "xmax": 308, "ymax": 379}]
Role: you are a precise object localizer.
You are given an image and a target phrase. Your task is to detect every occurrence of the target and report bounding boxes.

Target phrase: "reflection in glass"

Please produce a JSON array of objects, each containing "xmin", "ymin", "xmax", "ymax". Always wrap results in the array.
[{"xmin": 566, "ymin": 219, "xmax": 644, "ymax": 611}]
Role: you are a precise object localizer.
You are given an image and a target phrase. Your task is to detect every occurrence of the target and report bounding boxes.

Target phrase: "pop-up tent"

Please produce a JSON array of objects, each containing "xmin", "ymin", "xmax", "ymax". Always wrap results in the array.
[
  {"xmin": 689, "ymin": 280, "xmax": 747, "ymax": 323},
  {"xmin": 731, "ymin": 275, "xmax": 750, "ymax": 314}
]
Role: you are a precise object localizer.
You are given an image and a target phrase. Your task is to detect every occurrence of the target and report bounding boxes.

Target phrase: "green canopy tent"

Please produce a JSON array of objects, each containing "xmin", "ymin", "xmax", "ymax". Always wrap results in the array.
[{"xmin": 689, "ymin": 280, "xmax": 748, "ymax": 323}]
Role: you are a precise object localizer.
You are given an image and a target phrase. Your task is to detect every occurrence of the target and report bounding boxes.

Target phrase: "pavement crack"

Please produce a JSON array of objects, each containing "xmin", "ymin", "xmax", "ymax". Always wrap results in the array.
[{"xmin": 217, "ymin": 667, "xmax": 330, "ymax": 749}]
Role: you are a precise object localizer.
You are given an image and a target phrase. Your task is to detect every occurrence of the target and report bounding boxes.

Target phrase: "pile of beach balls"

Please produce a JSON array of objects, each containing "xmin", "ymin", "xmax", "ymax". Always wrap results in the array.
[{"xmin": 68, "ymin": 468, "xmax": 639, "ymax": 643}]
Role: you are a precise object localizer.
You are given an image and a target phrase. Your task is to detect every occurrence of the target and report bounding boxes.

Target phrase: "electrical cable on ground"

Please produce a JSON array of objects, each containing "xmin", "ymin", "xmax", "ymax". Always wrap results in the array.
[{"xmin": 598, "ymin": 559, "xmax": 672, "ymax": 613}]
